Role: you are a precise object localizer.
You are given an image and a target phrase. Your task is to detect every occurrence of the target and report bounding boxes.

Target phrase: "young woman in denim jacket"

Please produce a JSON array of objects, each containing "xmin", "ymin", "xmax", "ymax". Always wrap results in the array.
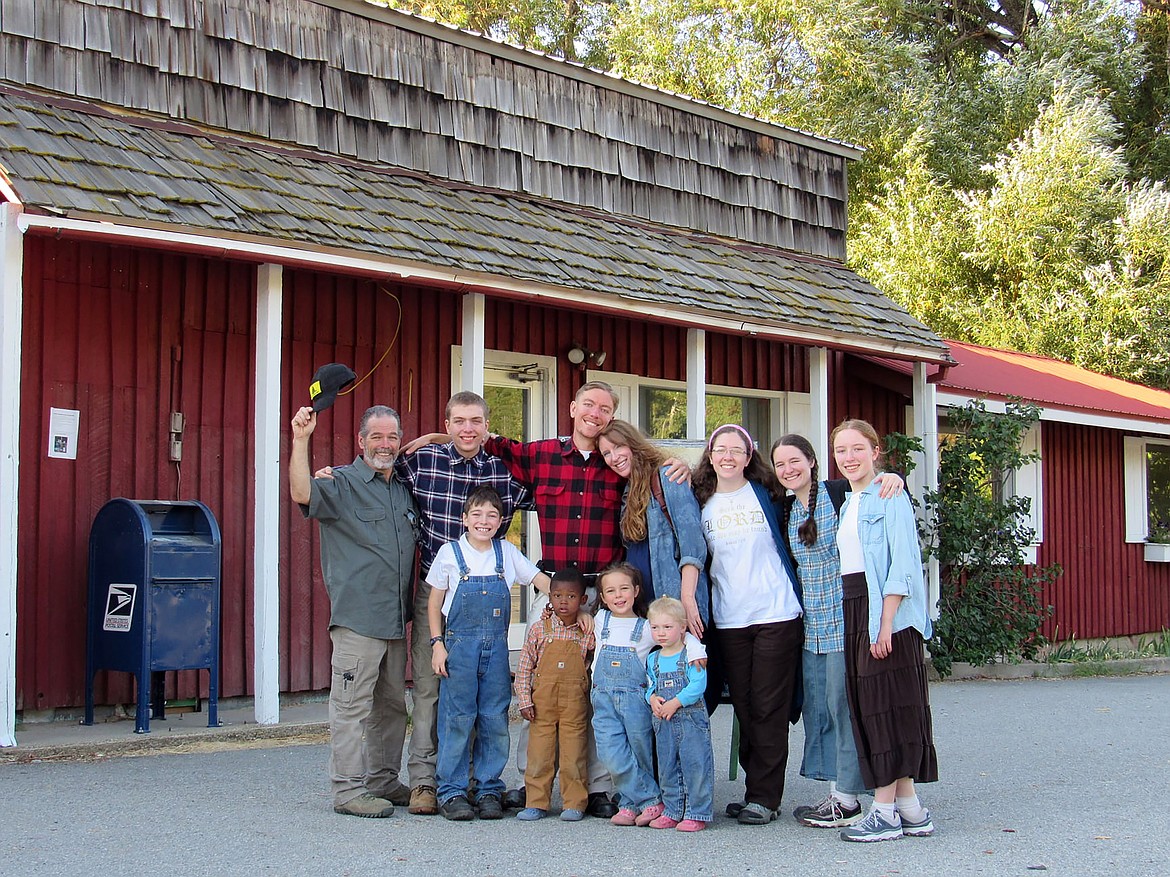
[
  {"xmin": 598, "ymin": 420, "xmax": 709, "ymax": 638},
  {"xmin": 831, "ymin": 419, "xmax": 939, "ymax": 843}
]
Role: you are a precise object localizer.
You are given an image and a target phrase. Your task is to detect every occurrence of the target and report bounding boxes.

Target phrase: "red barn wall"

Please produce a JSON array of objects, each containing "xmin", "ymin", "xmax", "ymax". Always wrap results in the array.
[
  {"xmin": 1039, "ymin": 421, "xmax": 1170, "ymax": 639},
  {"xmin": 17, "ymin": 237, "xmax": 258, "ymax": 711}
]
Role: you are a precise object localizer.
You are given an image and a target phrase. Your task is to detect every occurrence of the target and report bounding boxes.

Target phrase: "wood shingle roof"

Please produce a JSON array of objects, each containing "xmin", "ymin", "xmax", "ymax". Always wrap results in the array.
[{"xmin": 0, "ymin": 87, "xmax": 947, "ymax": 357}]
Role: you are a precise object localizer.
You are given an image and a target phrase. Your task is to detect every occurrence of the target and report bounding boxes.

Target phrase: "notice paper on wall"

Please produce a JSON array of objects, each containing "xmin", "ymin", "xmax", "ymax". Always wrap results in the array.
[{"xmin": 47, "ymin": 407, "xmax": 79, "ymax": 460}]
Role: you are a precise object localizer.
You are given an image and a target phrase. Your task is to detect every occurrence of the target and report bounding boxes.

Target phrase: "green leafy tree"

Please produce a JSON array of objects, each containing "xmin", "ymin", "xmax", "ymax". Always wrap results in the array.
[{"xmin": 923, "ymin": 400, "xmax": 1059, "ymax": 677}]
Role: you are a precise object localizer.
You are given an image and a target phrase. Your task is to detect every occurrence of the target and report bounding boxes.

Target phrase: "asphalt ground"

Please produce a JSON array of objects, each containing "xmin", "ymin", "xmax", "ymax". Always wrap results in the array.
[{"xmin": 1, "ymin": 674, "xmax": 1167, "ymax": 876}]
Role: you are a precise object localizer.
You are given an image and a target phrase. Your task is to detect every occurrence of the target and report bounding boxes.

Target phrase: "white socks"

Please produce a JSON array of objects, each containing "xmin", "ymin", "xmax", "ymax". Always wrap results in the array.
[
  {"xmin": 829, "ymin": 782, "xmax": 860, "ymax": 809},
  {"xmin": 895, "ymin": 793, "xmax": 927, "ymax": 822}
]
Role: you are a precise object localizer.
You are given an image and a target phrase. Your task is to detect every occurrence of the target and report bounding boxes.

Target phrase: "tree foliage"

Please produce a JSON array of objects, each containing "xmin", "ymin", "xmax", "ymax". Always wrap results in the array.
[
  {"xmin": 374, "ymin": 0, "xmax": 1170, "ymax": 387},
  {"xmin": 922, "ymin": 400, "xmax": 1059, "ymax": 677}
]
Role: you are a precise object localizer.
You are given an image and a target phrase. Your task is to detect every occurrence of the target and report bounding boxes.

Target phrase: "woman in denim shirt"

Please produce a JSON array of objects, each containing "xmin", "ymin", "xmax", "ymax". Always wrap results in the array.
[
  {"xmin": 598, "ymin": 420, "xmax": 709, "ymax": 637},
  {"xmin": 831, "ymin": 419, "xmax": 939, "ymax": 844}
]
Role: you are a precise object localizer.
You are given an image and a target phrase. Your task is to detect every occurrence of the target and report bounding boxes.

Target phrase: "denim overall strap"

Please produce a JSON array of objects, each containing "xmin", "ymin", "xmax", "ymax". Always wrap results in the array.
[
  {"xmin": 593, "ymin": 613, "xmax": 648, "ymax": 693},
  {"xmin": 445, "ymin": 540, "xmax": 510, "ymax": 637},
  {"xmin": 651, "ymin": 647, "xmax": 692, "ymax": 703}
]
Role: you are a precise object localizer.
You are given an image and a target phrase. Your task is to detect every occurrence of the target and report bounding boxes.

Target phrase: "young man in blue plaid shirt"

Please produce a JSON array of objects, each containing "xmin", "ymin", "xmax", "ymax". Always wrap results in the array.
[{"xmin": 393, "ymin": 391, "xmax": 530, "ymax": 815}]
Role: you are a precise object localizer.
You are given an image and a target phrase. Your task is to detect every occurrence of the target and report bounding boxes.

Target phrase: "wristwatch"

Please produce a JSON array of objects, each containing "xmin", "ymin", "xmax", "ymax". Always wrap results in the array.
[{"xmin": 429, "ymin": 635, "xmax": 444, "ymax": 646}]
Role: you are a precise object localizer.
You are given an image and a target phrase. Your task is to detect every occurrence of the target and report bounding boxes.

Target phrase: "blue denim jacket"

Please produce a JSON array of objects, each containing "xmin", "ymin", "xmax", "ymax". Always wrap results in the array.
[
  {"xmin": 853, "ymin": 481, "xmax": 932, "ymax": 643},
  {"xmin": 639, "ymin": 467, "xmax": 711, "ymax": 624}
]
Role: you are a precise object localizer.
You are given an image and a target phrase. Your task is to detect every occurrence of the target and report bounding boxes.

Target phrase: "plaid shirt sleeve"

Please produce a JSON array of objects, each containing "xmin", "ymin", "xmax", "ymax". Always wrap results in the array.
[{"xmin": 514, "ymin": 623, "xmax": 545, "ymax": 712}]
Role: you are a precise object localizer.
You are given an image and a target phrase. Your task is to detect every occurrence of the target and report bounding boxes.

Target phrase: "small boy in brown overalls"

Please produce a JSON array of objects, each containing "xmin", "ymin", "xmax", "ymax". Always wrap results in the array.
[{"xmin": 513, "ymin": 569, "xmax": 594, "ymax": 821}]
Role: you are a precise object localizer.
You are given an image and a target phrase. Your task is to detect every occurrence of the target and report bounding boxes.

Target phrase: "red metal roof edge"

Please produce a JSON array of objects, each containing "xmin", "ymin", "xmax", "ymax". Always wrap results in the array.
[{"xmin": 859, "ymin": 340, "xmax": 1170, "ymax": 424}]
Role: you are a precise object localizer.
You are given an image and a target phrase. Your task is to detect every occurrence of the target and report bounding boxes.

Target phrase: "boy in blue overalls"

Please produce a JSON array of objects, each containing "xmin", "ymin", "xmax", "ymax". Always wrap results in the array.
[{"xmin": 426, "ymin": 486, "xmax": 551, "ymax": 821}]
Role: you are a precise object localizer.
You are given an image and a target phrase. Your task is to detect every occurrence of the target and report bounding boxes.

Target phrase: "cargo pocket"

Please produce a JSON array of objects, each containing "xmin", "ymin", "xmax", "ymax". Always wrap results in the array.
[
  {"xmin": 331, "ymin": 655, "xmax": 361, "ymax": 708},
  {"xmin": 354, "ymin": 506, "xmax": 386, "ymax": 546}
]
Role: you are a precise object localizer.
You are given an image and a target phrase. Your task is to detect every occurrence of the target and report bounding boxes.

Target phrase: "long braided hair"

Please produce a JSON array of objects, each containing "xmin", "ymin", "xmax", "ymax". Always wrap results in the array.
[{"xmin": 772, "ymin": 434, "xmax": 820, "ymax": 547}]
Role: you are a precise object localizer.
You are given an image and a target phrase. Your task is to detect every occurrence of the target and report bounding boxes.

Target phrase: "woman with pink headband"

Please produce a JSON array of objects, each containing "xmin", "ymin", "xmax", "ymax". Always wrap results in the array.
[{"xmin": 692, "ymin": 424, "xmax": 804, "ymax": 826}]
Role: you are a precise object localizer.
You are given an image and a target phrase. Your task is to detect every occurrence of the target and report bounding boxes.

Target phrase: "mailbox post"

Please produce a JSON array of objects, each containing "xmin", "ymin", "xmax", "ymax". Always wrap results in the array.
[{"xmin": 85, "ymin": 499, "xmax": 222, "ymax": 733}]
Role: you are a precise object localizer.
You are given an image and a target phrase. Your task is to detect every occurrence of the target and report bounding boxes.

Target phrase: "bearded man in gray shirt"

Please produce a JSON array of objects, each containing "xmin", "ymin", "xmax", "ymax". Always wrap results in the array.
[{"xmin": 290, "ymin": 403, "xmax": 419, "ymax": 818}]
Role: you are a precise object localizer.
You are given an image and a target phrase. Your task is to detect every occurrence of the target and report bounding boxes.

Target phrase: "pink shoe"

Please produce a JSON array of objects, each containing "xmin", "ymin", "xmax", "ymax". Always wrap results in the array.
[
  {"xmin": 676, "ymin": 819, "xmax": 707, "ymax": 832},
  {"xmin": 649, "ymin": 814, "xmax": 680, "ymax": 829},
  {"xmin": 610, "ymin": 807, "xmax": 638, "ymax": 826},
  {"xmin": 635, "ymin": 802, "xmax": 665, "ymax": 826}
]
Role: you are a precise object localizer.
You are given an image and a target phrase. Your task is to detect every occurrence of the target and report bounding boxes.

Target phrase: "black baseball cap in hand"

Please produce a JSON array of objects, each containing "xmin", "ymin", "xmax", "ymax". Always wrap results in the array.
[{"xmin": 309, "ymin": 363, "xmax": 357, "ymax": 413}]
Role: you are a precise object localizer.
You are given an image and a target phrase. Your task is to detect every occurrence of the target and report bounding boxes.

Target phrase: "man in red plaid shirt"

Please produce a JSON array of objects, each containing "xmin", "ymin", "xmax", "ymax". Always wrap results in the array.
[{"xmin": 482, "ymin": 381, "xmax": 625, "ymax": 578}]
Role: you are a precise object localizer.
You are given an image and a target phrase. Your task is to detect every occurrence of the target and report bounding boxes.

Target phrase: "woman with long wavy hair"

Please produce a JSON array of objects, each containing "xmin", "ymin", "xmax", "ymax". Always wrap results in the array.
[{"xmin": 597, "ymin": 420, "xmax": 708, "ymax": 638}]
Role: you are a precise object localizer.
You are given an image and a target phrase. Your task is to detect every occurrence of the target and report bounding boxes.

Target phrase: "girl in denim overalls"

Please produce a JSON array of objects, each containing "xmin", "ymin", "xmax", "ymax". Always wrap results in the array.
[
  {"xmin": 591, "ymin": 563, "xmax": 707, "ymax": 827},
  {"xmin": 645, "ymin": 597, "xmax": 714, "ymax": 832}
]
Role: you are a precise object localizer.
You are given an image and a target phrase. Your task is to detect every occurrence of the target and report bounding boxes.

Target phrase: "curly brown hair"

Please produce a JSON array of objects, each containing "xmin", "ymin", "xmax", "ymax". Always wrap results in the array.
[
  {"xmin": 598, "ymin": 420, "xmax": 666, "ymax": 543},
  {"xmin": 693, "ymin": 424, "xmax": 783, "ymax": 505}
]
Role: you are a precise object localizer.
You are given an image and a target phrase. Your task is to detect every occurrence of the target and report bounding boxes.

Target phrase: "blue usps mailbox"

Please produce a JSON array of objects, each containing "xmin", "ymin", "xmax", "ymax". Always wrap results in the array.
[{"xmin": 85, "ymin": 499, "xmax": 222, "ymax": 733}]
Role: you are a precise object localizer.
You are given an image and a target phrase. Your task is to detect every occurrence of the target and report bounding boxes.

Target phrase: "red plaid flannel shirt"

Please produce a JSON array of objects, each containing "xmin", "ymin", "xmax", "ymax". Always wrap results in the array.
[{"xmin": 484, "ymin": 435, "xmax": 624, "ymax": 573}]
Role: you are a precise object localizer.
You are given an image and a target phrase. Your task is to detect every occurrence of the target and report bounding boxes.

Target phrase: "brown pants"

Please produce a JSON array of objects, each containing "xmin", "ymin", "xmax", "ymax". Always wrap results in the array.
[{"xmin": 523, "ymin": 635, "xmax": 590, "ymax": 811}]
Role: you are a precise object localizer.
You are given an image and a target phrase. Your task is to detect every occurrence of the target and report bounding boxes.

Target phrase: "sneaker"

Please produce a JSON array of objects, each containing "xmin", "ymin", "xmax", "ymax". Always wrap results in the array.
[
  {"xmin": 840, "ymin": 808, "xmax": 904, "ymax": 843},
  {"xmin": 648, "ymin": 814, "xmax": 680, "ymax": 829},
  {"xmin": 476, "ymin": 795, "xmax": 504, "ymax": 820},
  {"xmin": 502, "ymin": 787, "xmax": 527, "ymax": 810},
  {"xmin": 725, "ymin": 800, "xmax": 746, "ymax": 819},
  {"xmin": 516, "ymin": 807, "xmax": 547, "ymax": 821},
  {"xmin": 676, "ymin": 819, "xmax": 707, "ymax": 832},
  {"xmin": 900, "ymin": 809, "xmax": 935, "ymax": 837},
  {"xmin": 792, "ymin": 794, "xmax": 829, "ymax": 822},
  {"xmin": 798, "ymin": 795, "xmax": 863, "ymax": 828},
  {"xmin": 439, "ymin": 795, "xmax": 476, "ymax": 822},
  {"xmin": 587, "ymin": 792, "xmax": 619, "ymax": 819},
  {"xmin": 560, "ymin": 808, "xmax": 585, "ymax": 822},
  {"xmin": 333, "ymin": 793, "xmax": 394, "ymax": 818},
  {"xmin": 635, "ymin": 802, "xmax": 665, "ymax": 826},
  {"xmin": 408, "ymin": 785, "xmax": 438, "ymax": 816},
  {"xmin": 610, "ymin": 807, "xmax": 638, "ymax": 826},
  {"xmin": 737, "ymin": 802, "xmax": 778, "ymax": 825}
]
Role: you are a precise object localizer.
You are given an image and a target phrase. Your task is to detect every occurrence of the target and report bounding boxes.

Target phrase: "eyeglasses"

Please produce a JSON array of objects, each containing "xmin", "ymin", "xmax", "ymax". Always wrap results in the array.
[{"xmin": 710, "ymin": 446, "xmax": 748, "ymax": 458}]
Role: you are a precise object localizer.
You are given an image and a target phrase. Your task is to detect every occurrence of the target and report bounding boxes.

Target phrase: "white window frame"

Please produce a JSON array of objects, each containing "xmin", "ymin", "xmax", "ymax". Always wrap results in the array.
[
  {"xmin": 935, "ymin": 408, "xmax": 1044, "ymax": 565},
  {"xmin": 1124, "ymin": 436, "xmax": 1170, "ymax": 564},
  {"xmin": 587, "ymin": 369, "xmax": 805, "ymax": 450}
]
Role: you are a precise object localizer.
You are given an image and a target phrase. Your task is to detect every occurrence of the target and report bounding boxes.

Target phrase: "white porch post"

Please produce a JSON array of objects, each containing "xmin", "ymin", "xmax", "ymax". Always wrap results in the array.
[
  {"xmin": 461, "ymin": 292, "xmax": 485, "ymax": 395},
  {"xmin": 686, "ymin": 328, "xmax": 706, "ymax": 441},
  {"xmin": 809, "ymin": 347, "xmax": 830, "ymax": 471},
  {"xmin": 912, "ymin": 362, "xmax": 941, "ymax": 618},
  {"xmin": 253, "ymin": 263, "xmax": 283, "ymax": 724},
  {"xmin": 0, "ymin": 203, "xmax": 24, "ymax": 747}
]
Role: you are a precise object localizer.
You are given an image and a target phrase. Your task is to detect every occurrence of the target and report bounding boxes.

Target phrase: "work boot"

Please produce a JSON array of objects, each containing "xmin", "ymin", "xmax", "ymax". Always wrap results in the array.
[
  {"xmin": 409, "ymin": 785, "xmax": 439, "ymax": 815},
  {"xmin": 333, "ymin": 793, "xmax": 394, "ymax": 818}
]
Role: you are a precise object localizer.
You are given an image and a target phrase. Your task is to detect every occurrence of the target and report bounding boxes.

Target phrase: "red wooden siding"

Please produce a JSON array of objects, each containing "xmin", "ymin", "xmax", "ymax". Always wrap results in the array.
[
  {"xmin": 1040, "ymin": 422, "xmax": 1170, "ymax": 639},
  {"xmin": 707, "ymin": 332, "xmax": 809, "ymax": 394},
  {"xmin": 280, "ymin": 271, "xmax": 463, "ymax": 693},
  {"xmin": 17, "ymin": 237, "xmax": 257, "ymax": 711},
  {"xmin": 484, "ymin": 299, "xmax": 694, "ymax": 430}
]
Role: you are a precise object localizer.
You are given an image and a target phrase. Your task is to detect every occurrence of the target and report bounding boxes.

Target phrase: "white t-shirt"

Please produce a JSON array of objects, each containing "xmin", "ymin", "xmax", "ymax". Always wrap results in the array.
[
  {"xmin": 702, "ymin": 482, "xmax": 803, "ymax": 629},
  {"xmin": 590, "ymin": 610, "xmax": 707, "ymax": 674},
  {"xmin": 836, "ymin": 493, "xmax": 865, "ymax": 575},
  {"xmin": 425, "ymin": 535, "xmax": 540, "ymax": 617}
]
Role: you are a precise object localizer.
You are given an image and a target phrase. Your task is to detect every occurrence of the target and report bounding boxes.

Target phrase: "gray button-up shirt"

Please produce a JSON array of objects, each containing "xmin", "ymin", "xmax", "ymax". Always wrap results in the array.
[{"xmin": 303, "ymin": 456, "xmax": 418, "ymax": 640}]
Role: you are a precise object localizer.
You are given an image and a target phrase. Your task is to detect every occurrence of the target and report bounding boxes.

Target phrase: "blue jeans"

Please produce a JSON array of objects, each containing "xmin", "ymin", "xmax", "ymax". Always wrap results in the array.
[
  {"xmin": 653, "ymin": 704, "xmax": 715, "ymax": 821},
  {"xmin": 800, "ymin": 649, "xmax": 868, "ymax": 795},
  {"xmin": 436, "ymin": 632, "xmax": 511, "ymax": 804},
  {"xmin": 591, "ymin": 687, "xmax": 659, "ymax": 811}
]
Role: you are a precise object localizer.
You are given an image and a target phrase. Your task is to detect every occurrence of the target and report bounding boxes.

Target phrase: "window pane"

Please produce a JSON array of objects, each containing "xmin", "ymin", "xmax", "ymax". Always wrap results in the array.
[
  {"xmin": 1148, "ymin": 446, "xmax": 1170, "ymax": 538},
  {"xmin": 639, "ymin": 387, "xmax": 688, "ymax": 440}
]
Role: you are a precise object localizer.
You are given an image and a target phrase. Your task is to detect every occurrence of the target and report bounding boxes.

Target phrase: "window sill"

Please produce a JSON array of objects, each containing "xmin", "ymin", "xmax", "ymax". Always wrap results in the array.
[{"xmin": 1144, "ymin": 543, "xmax": 1170, "ymax": 563}]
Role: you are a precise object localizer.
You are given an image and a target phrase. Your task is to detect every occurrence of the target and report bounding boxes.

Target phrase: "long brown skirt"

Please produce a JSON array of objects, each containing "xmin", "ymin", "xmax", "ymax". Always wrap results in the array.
[{"xmin": 842, "ymin": 572, "xmax": 939, "ymax": 789}]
